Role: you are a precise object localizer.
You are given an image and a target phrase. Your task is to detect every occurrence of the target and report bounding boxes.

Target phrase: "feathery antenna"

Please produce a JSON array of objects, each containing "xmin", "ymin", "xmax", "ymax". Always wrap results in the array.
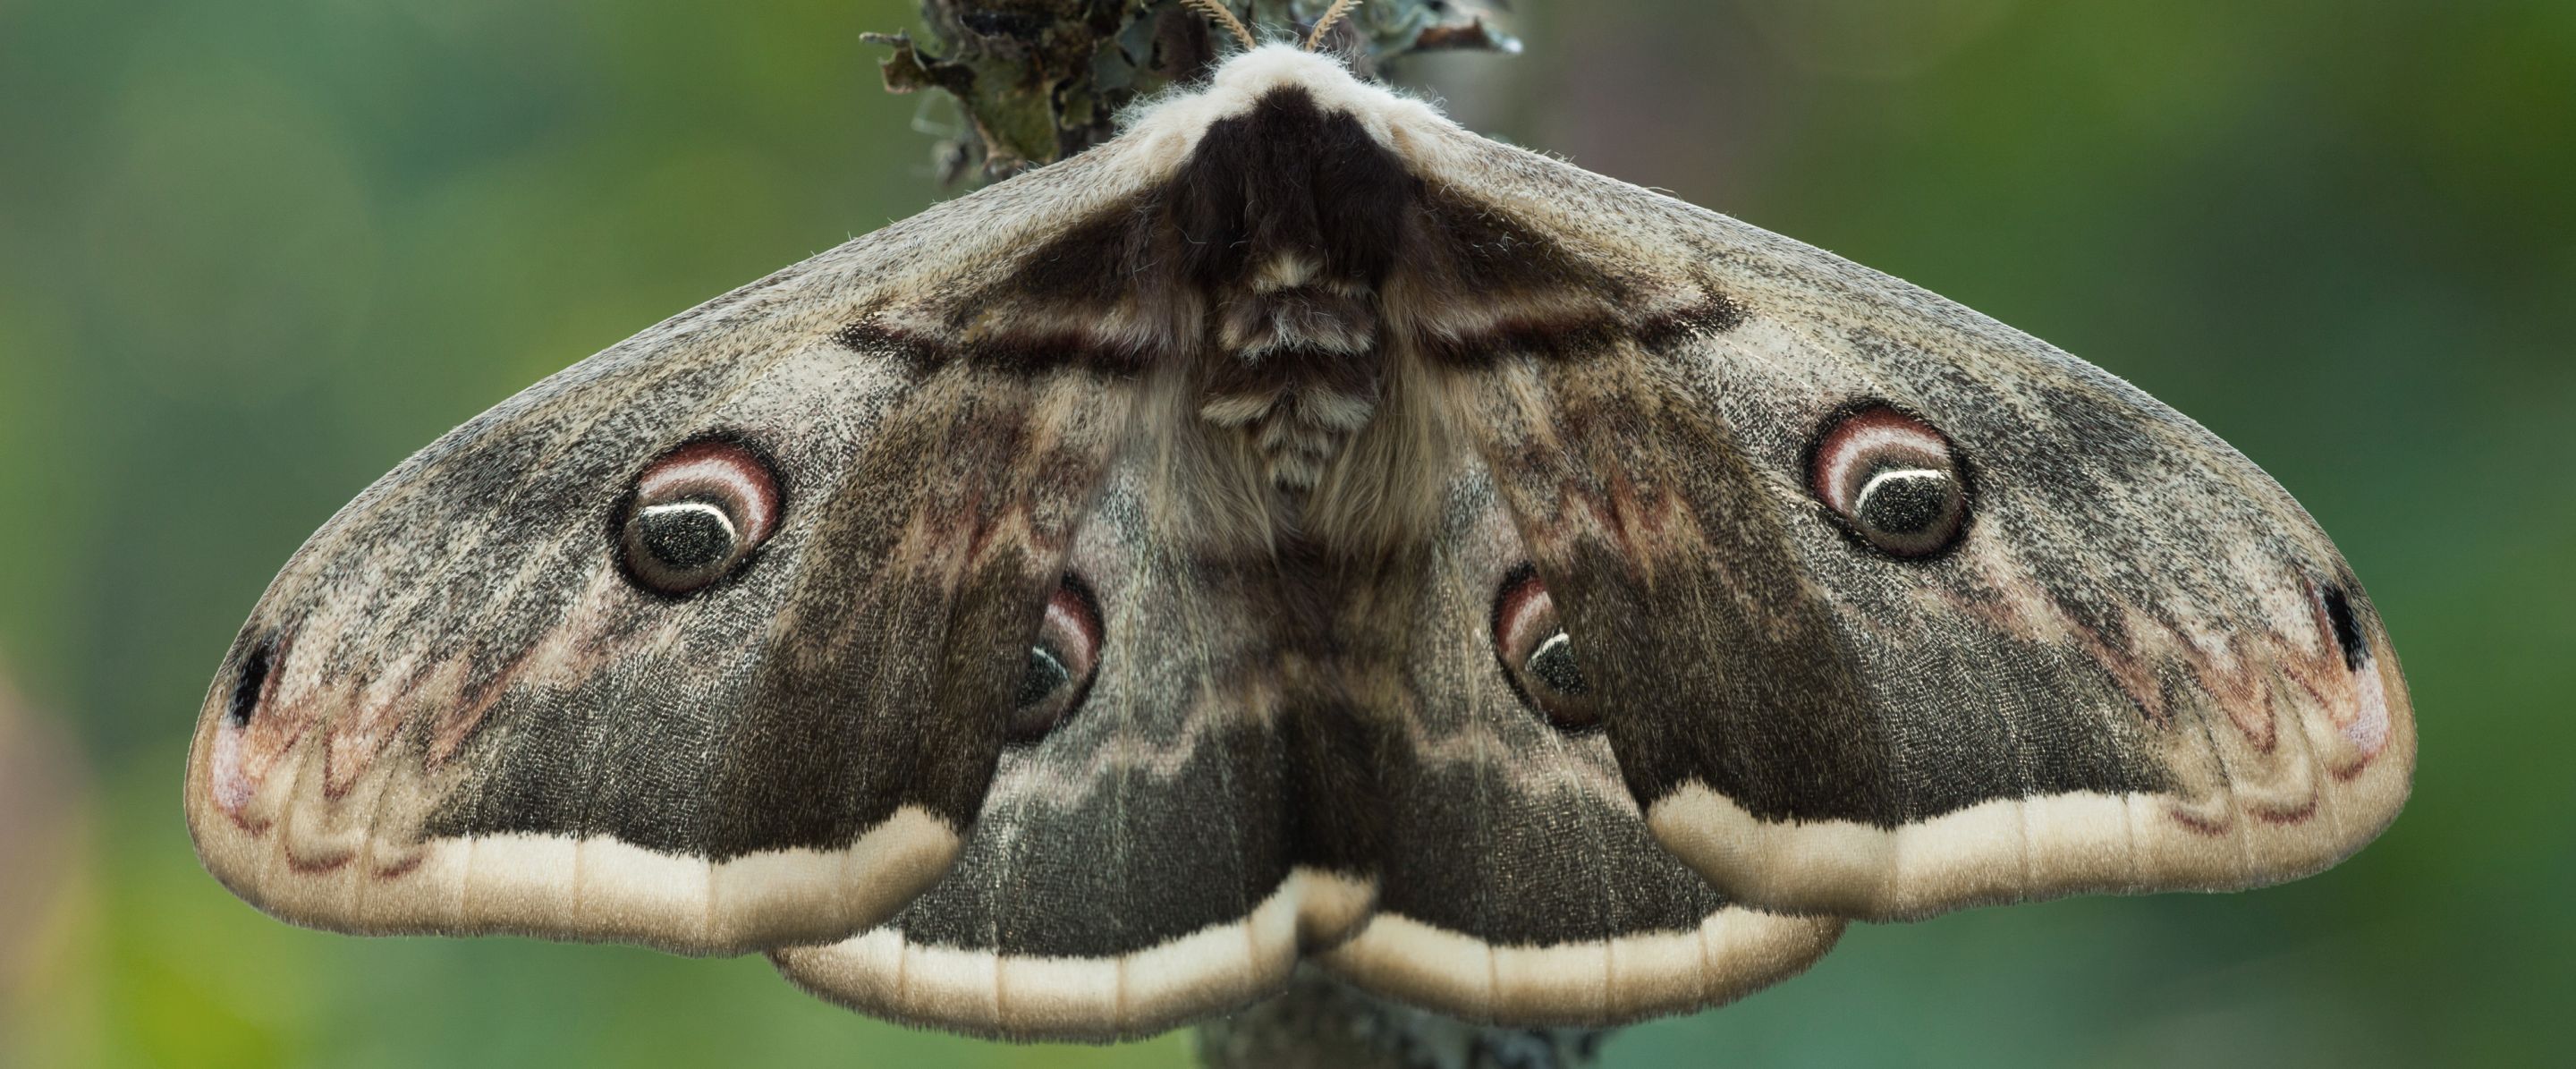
[
  {"xmin": 1306, "ymin": 0, "xmax": 1363, "ymax": 50},
  {"xmin": 1182, "ymin": 0, "xmax": 1258, "ymax": 51}
]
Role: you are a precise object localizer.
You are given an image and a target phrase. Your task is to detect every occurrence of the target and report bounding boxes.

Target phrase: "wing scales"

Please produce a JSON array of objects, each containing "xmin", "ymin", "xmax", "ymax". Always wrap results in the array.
[
  {"xmin": 1422, "ymin": 131, "xmax": 2412, "ymax": 921},
  {"xmin": 189, "ymin": 45, "xmax": 2410, "ymax": 1040}
]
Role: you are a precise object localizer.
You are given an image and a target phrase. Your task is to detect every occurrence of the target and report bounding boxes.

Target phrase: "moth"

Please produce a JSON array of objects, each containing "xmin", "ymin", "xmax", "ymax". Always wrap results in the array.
[{"xmin": 186, "ymin": 18, "xmax": 2413, "ymax": 1045}]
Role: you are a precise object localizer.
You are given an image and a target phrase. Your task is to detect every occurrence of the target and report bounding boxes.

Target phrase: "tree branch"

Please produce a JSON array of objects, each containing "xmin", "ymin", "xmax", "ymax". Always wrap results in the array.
[
  {"xmin": 1198, "ymin": 966, "xmax": 1607, "ymax": 1069},
  {"xmin": 870, "ymin": 0, "xmax": 1518, "ymax": 179}
]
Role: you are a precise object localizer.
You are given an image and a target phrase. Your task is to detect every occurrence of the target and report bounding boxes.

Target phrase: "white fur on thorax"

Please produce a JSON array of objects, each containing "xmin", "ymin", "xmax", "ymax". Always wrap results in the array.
[{"xmin": 1114, "ymin": 45, "xmax": 1468, "ymax": 174}]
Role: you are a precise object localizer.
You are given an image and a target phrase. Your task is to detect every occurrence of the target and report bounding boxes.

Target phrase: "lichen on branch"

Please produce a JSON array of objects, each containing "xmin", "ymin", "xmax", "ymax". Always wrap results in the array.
[{"xmin": 868, "ymin": 0, "xmax": 1518, "ymax": 180}]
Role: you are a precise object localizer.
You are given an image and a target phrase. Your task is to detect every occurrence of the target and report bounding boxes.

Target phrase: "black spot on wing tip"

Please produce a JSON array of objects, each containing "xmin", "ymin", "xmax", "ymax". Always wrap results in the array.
[
  {"xmin": 2322, "ymin": 583, "xmax": 2368, "ymax": 670},
  {"xmin": 228, "ymin": 635, "xmax": 275, "ymax": 726}
]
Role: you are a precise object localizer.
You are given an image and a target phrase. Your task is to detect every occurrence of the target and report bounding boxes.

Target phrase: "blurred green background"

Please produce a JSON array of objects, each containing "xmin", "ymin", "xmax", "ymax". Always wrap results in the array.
[{"xmin": 2, "ymin": 0, "xmax": 2568, "ymax": 1065}]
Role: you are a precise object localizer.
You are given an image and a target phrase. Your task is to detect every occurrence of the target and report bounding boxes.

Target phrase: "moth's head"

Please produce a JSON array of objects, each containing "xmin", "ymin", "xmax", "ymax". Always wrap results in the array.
[
  {"xmin": 1125, "ymin": 5, "xmax": 1458, "ymax": 159},
  {"xmin": 1181, "ymin": 0, "xmax": 1362, "ymax": 57},
  {"xmin": 1122, "ymin": 46, "xmax": 1436, "ymax": 150}
]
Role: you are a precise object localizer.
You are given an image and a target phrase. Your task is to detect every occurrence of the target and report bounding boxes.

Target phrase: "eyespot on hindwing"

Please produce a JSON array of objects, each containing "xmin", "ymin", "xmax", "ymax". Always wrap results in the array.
[
  {"xmin": 1007, "ymin": 575, "xmax": 1104, "ymax": 742},
  {"xmin": 1493, "ymin": 564, "xmax": 1598, "ymax": 731}
]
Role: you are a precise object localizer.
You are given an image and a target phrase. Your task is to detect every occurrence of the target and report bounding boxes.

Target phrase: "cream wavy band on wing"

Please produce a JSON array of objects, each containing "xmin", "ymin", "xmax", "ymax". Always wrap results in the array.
[
  {"xmin": 1646, "ymin": 754, "xmax": 2411, "ymax": 921},
  {"xmin": 1318, "ymin": 908, "xmax": 1842, "ymax": 1027},
  {"xmin": 772, "ymin": 868, "xmax": 1374, "ymax": 1042},
  {"xmin": 187, "ymin": 723, "xmax": 962, "ymax": 955},
  {"xmin": 1647, "ymin": 642, "xmax": 2414, "ymax": 921}
]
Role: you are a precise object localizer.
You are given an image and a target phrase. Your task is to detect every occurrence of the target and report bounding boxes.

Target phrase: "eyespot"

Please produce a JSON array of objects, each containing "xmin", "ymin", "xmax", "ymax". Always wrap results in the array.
[
  {"xmin": 1007, "ymin": 575, "xmax": 1103, "ymax": 742},
  {"xmin": 1809, "ymin": 405, "xmax": 1970, "ymax": 558},
  {"xmin": 616, "ymin": 437, "xmax": 783, "ymax": 596},
  {"xmin": 1492, "ymin": 564, "xmax": 1598, "ymax": 731}
]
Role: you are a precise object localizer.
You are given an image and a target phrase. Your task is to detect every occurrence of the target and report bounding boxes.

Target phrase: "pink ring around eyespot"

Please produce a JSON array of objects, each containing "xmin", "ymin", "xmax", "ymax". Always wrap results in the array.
[
  {"xmin": 1004, "ymin": 575, "xmax": 1106, "ymax": 742},
  {"xmin": 1489, "ymin": 564, "xmax": 1601, "ymax": 729},
  {"xmin": 1809, "ymin": 406, "xmax": 1953, "ymax": 516},
  {"xmin": 636, "ymin": 439, "xmax": 782, "ymax": 547},
  {"xmin": 1040, "ymin": 581, "xmax": 1103, "ymax": 677},
  {"xmin": 1494, "ymin": 569, "xmax": 1556, "ymax": 664}
]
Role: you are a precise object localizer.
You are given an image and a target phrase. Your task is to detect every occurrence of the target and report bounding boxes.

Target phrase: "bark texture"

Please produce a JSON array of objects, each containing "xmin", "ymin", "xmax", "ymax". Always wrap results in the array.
[
  {"xmin": 871, "ymin": 0, "xmax": 1517, "ymax": 178},
  {"xmin": 1197, "ymin": 967, "xmax": 1607, "ymax": 1069}
]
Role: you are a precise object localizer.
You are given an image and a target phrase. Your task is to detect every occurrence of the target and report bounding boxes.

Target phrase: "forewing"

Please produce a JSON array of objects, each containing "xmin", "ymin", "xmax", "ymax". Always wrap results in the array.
[
  {"xmin": 1419, "ymin": 134, "xmax": 2412, "ymax": 921},
  {"xmin": 183, "ymin": 142, "xmax": 1175, "ymax": 955}
]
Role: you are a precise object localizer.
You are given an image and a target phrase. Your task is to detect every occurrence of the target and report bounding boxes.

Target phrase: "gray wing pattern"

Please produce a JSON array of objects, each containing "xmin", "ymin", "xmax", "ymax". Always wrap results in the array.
[
  {"xmin": 183, "ymin": 138, "xmax": 1175, "ymax": 955},
  {"xmin": 190, "ymin": 45, "xmax": 2411, "ymax": 1041},
  {"xmin": 1430, "ymin": 132, "xmax": 2414, "ymax": 921},
  {"xmin": 779, "ymin": 464, "xmax": 1841, "ymax": 1039},
  {"xmin": 773, "ymin": 469, "xmax": 1362, "ymax": 1040}
]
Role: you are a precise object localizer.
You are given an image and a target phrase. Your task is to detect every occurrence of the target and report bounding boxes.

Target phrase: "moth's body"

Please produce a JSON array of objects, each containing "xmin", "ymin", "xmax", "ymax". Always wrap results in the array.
[{"xmin": 187, "ymin": 45, "xmax": 2412, "ymax": 1041}]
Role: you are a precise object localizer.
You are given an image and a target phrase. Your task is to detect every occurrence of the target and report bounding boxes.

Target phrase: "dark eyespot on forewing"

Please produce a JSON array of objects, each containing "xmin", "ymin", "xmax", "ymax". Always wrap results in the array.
[
  {"xmin": 1855, "ymin": 470, "xmax": 1953, "ymax": 536},
  {"xmin": 614, "ymin": 435, "xmax": 785, "ymax": 597},
  {"xmin": 1807, "ymin": 403, "xmax": 1971, "ymax": 559},
  {"xmin": 635, "ymin": 501, "xmax": 735, "ymax": 570}
]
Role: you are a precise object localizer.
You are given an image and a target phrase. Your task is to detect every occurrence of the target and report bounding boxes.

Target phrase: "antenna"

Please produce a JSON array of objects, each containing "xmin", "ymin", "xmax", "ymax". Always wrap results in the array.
[
  {"xmin": 1181, "ymin": 0, "xmax": 1258, "ymax": 51},
  {"xmin": 1305, "ymin": 0, "xmax": 1361, "ymax": 51}
]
